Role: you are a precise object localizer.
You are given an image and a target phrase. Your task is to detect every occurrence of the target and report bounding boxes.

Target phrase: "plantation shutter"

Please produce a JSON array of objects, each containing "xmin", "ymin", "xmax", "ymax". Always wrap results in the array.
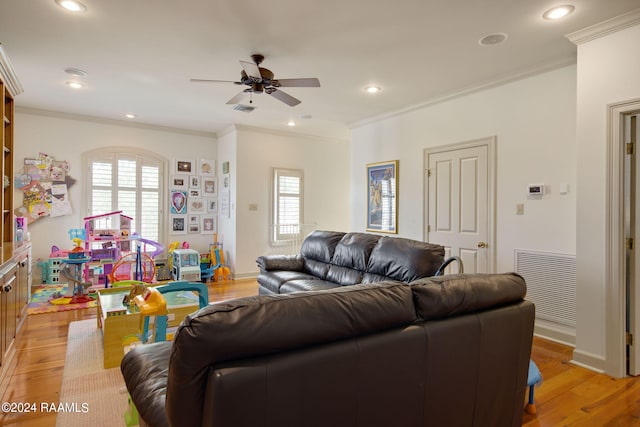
[
  {"xmin": 88, "ymin": 150, "xmax": 163, "ymax": 247},
  {"xmin": 273, "ymin": 168, "xmax": 304, "ymax": 241}
]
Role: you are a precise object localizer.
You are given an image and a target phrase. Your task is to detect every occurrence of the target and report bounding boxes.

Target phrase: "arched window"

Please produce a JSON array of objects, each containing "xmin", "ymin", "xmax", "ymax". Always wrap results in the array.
[{"xmin": 84, "ymin": 147, "xmax": 166, "ymax": 247}]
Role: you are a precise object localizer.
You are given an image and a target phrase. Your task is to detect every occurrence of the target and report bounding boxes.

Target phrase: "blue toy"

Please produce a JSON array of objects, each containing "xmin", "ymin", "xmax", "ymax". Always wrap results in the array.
[{"xmin": 525, "ymin": 359, "xmax": 543, "ymax": 414}]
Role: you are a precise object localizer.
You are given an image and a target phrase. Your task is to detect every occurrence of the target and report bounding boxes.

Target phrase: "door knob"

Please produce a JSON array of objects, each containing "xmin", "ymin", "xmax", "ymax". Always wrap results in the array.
[{"xmin": 477, "ymin": 242, "xmax": 487, "ymax": 248}]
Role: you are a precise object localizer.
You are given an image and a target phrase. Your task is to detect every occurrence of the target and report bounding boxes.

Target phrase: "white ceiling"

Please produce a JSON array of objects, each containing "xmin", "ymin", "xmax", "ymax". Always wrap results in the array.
[{"xmin": 1, "ymin": 1, "xmax": 639, "ymax": 140}]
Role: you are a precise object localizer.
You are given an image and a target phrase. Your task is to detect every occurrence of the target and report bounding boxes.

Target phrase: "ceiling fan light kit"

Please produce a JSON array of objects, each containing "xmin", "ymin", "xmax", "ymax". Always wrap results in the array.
[{"xmin": 191, "ymin": 54, "xmax": 321, "ymax": 110}]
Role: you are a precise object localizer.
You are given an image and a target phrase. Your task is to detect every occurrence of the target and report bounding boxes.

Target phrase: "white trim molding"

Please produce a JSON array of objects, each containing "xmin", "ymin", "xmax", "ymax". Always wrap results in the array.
[
  {"xmin": 605, "ymin": 98, "xmax": 640, "ymax": 377},
  {"xmin": 572, "ymin": 349, "xmax": 606, "ymax": 374},
  {"xmin": 0, "ymin": 43, "xmax": 23, "ymax": 96},
  {"xmin": 567, "ymin": 8, "xmax": 640, "ymax": 45}
]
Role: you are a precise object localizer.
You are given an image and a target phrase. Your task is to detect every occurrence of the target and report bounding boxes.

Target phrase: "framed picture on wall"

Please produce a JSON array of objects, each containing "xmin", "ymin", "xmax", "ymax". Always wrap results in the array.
[
  {"xmin": 200, "ymin": 215, "xmax": 216, "ymax": 234},
  {"xmin": 169, "ymin": 190, "xmax": 187, "ymax": 214},
  {"xmin": 171, "ymin": 215, "xmax": 187, "ymax": 234},
  {"xmin": 188, "ymin": 223, "xmax": 200, "ymax": 234},
  {"xmin": 171, "ymin": 175, "xmax": 187, "ymax": 189},
  {"xmin": 175, "ymin": 159, "xmax": 194, "ymax": 175},
  {"xmin": 366, "ymin": 160, "xmax": 398, "ymax": 234},
  {"xmin": 198, "ymin": 159, "xmax": 215, "ymax": 176},
  {"xmin": 206, "ymin": 198, "xmax": 218, "ymax": 213},
  {"xmin": 202, "ymin": 177, "xmax": 217, "ymax": 197},
  {"xmin": 188, "ymin": 197, "xmax": 206, "ymax": 214},
  {"xmin": 189, "ymin": 175, "xmax": 201, "ymax": 189}
]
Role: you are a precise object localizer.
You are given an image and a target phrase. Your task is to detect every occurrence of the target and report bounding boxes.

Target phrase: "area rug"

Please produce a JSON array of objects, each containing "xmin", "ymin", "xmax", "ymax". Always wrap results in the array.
[
  {"xmin": 27, "ymin": 285, "xmax": 98, "ymax": 315},
  {"xmin": 57, "ymin": 319, "xmax": 129, "ymax": 427}
]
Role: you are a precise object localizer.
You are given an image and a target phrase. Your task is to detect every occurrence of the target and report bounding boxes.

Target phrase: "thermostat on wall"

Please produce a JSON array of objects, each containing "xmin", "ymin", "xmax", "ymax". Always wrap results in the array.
[{"xmin": 528, "ymin": 184, "xmax": 544, "ymax": 196}]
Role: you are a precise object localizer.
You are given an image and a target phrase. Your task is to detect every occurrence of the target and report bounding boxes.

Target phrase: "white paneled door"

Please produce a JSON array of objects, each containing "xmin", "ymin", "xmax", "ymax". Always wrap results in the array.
[{"xmin": 425, "ymin": 139, "xmax": 494, "ymax": 273}]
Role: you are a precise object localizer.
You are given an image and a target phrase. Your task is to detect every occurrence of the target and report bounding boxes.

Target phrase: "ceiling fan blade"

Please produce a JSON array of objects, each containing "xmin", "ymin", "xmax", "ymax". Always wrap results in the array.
[
  {"xmin": 273, "ymin": 78, "xmax": 320, "ymax": 88},
  {"xmin": 190, "ymin": 78, "xmax": 241, "ymax": 84},
  {"xmin": 226, "ymin": 91, "xmax": 248, "ymax": 105},
  {"xmin": 268, "ymin": 88, "xmax": 301, "ymax": 107},
  {"xmin": 240, "ymin": 60, "xmax": 262, "ymax": 80}
]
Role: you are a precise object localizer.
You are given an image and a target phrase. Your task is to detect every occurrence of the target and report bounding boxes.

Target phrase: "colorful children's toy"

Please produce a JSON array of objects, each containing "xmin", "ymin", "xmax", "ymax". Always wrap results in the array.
[
  {"xmin": 171, "ymin": 249, "xmax": 201, "ymax": 281},
  {"xmin": 212, "ymin": 245, "xmax": 231, "ymax": 281},
  {"xmin": 124, "ymin": 281, "xmax": 208, "ymax": 426},
  {"xmin": 109, "ymin": 248, "xmax": 156, "ymax": 284},
  {"xmin": 51, "ymin": 235, "xmax": 95, "ymax": 304},
  {"xmin": 135, "ymin": 281, "xmax": 209, "ymax": 343}
]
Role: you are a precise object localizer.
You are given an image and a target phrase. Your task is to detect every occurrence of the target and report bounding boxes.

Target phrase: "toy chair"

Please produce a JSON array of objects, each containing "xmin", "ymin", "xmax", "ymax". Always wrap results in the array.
[{"xmin": 136, "ymin": 281, "xmax": 209, "ymax": 343}]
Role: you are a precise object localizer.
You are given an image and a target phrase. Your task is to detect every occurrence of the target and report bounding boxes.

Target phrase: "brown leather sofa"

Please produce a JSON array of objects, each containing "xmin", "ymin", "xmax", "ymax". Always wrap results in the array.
[
  {"xmin": 257, "ymin": 230, "xmax": 449, "ymax": 295},
  {"xmin": 121, "ymin": 273, "xmax": 534, "ymax": 427}
]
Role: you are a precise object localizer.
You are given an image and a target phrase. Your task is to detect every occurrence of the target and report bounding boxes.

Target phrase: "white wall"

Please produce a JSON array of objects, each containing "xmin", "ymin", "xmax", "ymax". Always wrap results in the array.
[
  {"xmin": 351, "ymin": 65, "xmax": 577, "ymax": 275},
  {"xmin": 233, "ymin": 125, "xmax": 351, "ymax": 277},
  {"xmin": 14, "ymin": 110, "xmax": 216, "ymax": 264},
  {"xmin": 215, "ymin": 127, "xmax": 237, "ymax": 274},
  {"xmin": 574, "ymin": 22, "xmax": 640, "ymax": 373}
]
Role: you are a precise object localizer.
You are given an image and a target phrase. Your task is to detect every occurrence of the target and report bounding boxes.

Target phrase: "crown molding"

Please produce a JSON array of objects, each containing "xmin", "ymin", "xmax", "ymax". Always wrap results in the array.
[
  {"xmin": 233, "ymin": 123, "xmax": 350, "ymax": 144},
  {"xmin": 0, "ymin": 44, "xmax": 23, "ymax": 96},
  {"xmin": 566, "ymin": 8, "xmax": 640, "ymax": 45},
  {"xmin": 349, "ymin": 57, "xmax": 575, "ymax": 130},
  {"xmin": 16, "ymin": 106, "xmax": 217, "ymax": 138}
]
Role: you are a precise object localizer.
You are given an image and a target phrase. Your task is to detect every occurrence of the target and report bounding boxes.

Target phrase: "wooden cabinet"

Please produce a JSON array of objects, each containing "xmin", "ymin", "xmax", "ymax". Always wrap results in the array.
[
  {"xmin": 0, "ymin": 242, "xmax": 31, "ymax": 397},
  {"xmin": 0, "ymin": 261, "xmax": 17, "ymax": 368},
  {"xmin": 15, "ymin": 244, "xmax": 31, "ymax": 328},
  {"xmin": 0, "ymin": 46, "xmax": 25, "ymax": 394}
]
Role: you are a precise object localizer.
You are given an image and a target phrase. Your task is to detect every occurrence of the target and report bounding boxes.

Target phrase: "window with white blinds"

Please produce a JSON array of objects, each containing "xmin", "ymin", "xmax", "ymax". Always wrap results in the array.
[
  {"xmin": 273, "ymin": 168, "xmax": 304, "ymax": 242},
  {"xmin": 86, "ymin": 149, "xmax": 164, "ymax": 247}
]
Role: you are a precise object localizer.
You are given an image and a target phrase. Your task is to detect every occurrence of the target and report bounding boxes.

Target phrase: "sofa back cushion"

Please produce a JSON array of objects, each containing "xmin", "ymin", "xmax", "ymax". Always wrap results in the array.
[
  {"xmin": 364, "ymin": 236, "xmax": 445, "ymax": 283},
  {"xmin": 410, "ymin": 273, "xmax": 526, "ymax": 320},
  {"xmin": 327, "ymin": 232, "xmax": 381, "ymax": 285},
  {"xmin": 300, "ymin": 230, "xmax": 345, "ymax": 278},
  {"xmin": 166, "ymin": 282, "xmax": 416, "ymax": 427}
]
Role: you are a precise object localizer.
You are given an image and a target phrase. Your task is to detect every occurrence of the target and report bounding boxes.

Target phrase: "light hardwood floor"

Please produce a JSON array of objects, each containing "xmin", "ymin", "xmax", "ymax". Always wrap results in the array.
[{"xmin": 0, "ymin": 280, "xmax": 638, "ymax": 426}]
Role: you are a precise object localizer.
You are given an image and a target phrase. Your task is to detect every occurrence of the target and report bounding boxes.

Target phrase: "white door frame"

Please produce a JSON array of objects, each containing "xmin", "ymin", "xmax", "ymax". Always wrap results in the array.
[
  {"xmin": 423, "ymin": 136, "xmax": 497, "ymax": 273},
  {"xmin": 606, "ymin": 98, "xmax": 640, "ymax": 377}
]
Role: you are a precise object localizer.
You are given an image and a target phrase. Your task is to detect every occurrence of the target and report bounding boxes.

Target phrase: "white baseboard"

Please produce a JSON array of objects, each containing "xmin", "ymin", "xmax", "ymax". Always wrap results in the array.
[
  {"xmin": 234, "ymin": 271, "xmax": 259, "ymax": 280},
  {"xmin": 533, "ymin": 319, "xmax": 576, "ymax": 347},
  {"xmin": 571, "ymin": 349, "xmax": 606, "ymax": 373}
]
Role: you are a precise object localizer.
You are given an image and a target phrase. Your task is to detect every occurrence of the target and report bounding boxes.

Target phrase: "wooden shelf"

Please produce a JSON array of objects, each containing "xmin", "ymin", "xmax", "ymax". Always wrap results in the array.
[{"xmin": 1, "ymin": 76, "xmax": 14, "ymax": 245}]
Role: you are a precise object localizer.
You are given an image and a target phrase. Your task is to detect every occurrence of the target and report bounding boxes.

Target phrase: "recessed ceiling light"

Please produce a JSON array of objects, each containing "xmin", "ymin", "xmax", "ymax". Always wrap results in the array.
[
  {"xmin": 125, "ymin": 114, "xmax": 137, "ymax": 119},
  {"xmin": 478, "ymin": 33, "xmax": 508, "ymax": 46},
  {"xmin": 365, "ymin": 86, "xmax": 381, "ymax": 94},
  {"xmin": 65, "ymin": 81, "xmax": 84, "ymax": 89},
  {"xmin": 55, "ymin": 0, "xmax": 87, "ymax": 13},
  {"xmin": 64, "ymin": 67, "xmax": 88, "ymax": 77},
  {"xmin": 543, "ymin": 5, "xmax": 575, "ymax": 20},
  {"xmin": 287, "ymin": 121, "xmax": 296, "ymax": 127}
]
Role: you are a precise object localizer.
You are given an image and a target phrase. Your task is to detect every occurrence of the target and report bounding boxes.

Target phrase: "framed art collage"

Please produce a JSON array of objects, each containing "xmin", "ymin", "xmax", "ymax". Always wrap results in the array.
[{"xmin": 171, "ymin": 158, "xmax": 217, "ymax": 235}]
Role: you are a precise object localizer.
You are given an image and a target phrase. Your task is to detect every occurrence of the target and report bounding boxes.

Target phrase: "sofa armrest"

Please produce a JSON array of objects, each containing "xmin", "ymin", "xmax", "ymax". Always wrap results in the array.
[{"xmin": 256, "ymin": 254, "xmax": 304, "ymax": 272}]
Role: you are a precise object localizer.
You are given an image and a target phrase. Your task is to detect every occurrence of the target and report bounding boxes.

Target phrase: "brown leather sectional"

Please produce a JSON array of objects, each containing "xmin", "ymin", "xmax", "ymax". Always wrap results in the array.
[
  {"xmin": 121, "ymin": 272, "xmax": 534, "ymax": 427},
  {"xmin": 257, "ymin": 230, "xmax": 449, "ymax": 294}
]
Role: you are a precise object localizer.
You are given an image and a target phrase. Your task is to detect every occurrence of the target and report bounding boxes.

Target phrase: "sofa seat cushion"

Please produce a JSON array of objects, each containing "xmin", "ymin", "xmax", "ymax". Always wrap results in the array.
[
  {"xmin": 279, "ymin": 278, "xmax": 341, "ymax": 293},
  {"xmin": 121, "ymin": 341, "xmax": 172, "ymax": 427},
  {"xmin": 257, "ymin": 270, "xmax": 321, "ymax": 294}
]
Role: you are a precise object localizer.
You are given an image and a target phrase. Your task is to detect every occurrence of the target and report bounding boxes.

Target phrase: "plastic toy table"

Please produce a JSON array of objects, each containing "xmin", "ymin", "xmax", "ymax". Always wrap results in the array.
[{"xmin": 96, "ymin": 286, "xmax": 202, "ymax": 368}]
